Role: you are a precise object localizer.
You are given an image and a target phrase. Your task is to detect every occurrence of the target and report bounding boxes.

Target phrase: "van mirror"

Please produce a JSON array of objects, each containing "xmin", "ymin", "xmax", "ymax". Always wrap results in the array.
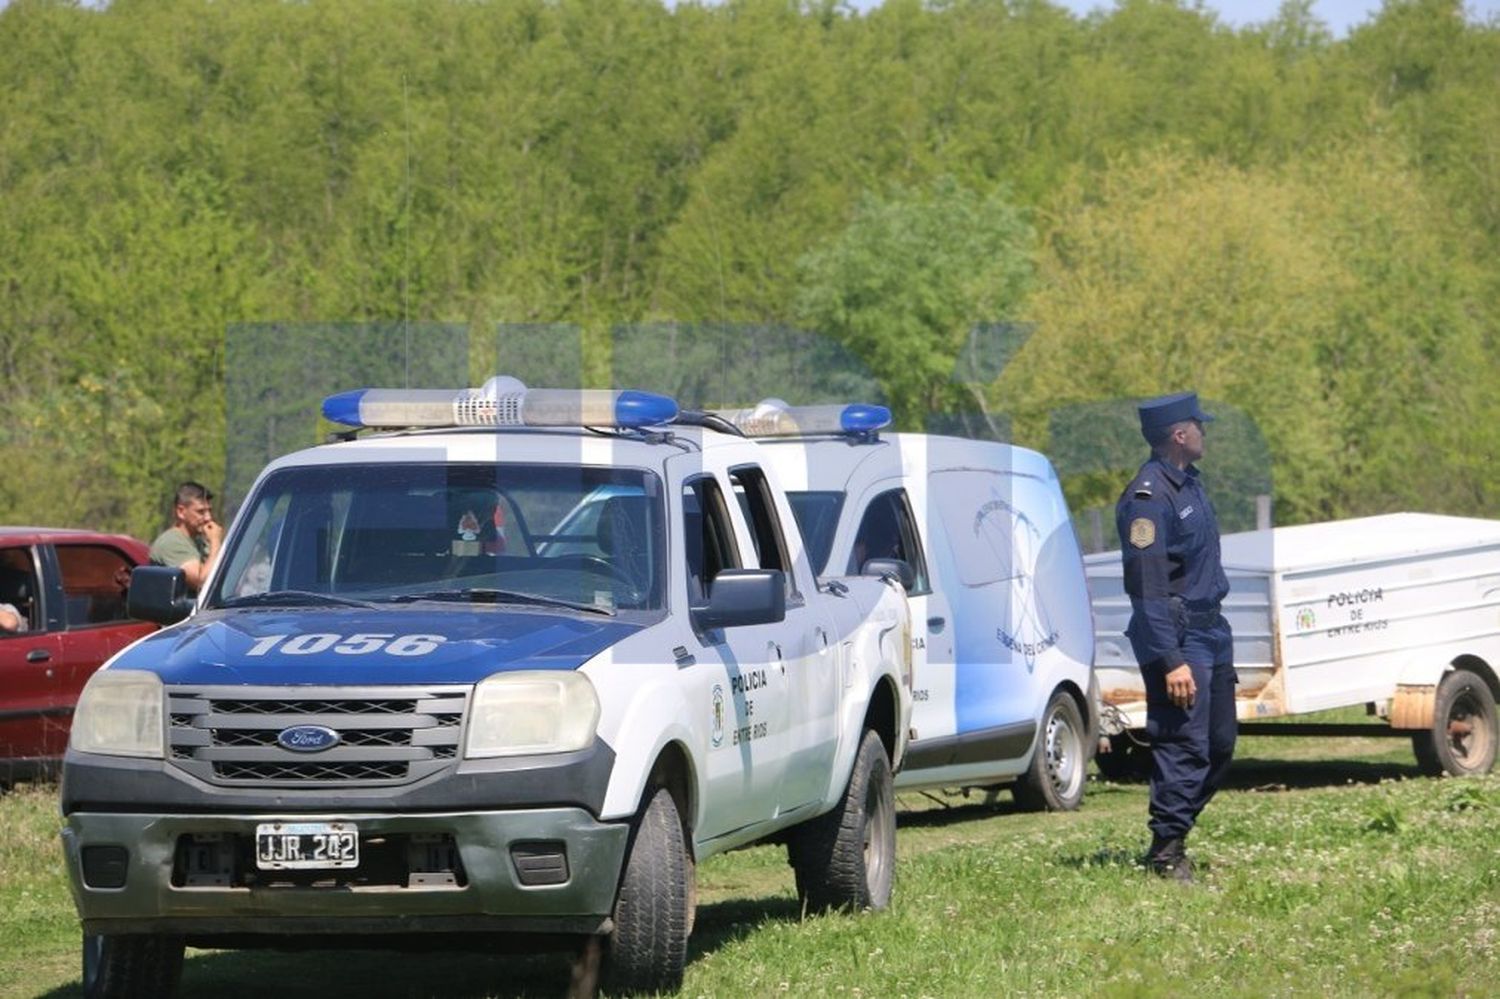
[
  {"xmin": 862, "ymin": 557, "xmax": 914, "ymax": 592},
  {"xmin": 127, "ymin": 566, "xmax": 195, "ymax": 625}
]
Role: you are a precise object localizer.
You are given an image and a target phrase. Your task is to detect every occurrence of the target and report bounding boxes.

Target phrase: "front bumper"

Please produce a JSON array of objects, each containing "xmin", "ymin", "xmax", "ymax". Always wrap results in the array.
[{"xmin": 62, "ymin": 807, "xmax": 629, "ymax": 938}]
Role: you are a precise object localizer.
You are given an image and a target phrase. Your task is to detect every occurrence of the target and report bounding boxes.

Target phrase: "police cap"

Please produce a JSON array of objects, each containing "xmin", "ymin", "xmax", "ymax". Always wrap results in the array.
[{"xmin": 1138, "ymin": 392, "xmax": 1214, "ymax": 440}]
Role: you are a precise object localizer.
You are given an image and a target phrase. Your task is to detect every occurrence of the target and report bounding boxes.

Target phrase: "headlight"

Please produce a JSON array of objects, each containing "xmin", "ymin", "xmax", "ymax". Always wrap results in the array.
[
  {"xmin": 464, "ymin": 671, "xmax": 600, "ymax": 758},
  {"xmin": 70, "ymin": 670, "xmax": 165, "ymax": 758}
]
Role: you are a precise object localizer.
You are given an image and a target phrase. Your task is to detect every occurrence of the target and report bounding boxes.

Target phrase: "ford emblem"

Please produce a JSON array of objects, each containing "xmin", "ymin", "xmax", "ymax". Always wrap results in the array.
[{"xmin": 276, "ymin": 725, "xmax": 341, "ymax": 753}]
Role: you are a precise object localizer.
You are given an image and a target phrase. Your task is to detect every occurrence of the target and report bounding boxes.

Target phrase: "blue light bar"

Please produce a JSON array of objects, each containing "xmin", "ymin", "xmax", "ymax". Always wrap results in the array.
[
  {"xmin": 321, "ymin": 378, "xmax": 679, "ymax": 430},
  {"xmin": 719, "ymin": 399, "xmax": 892, "ymax": 437}
]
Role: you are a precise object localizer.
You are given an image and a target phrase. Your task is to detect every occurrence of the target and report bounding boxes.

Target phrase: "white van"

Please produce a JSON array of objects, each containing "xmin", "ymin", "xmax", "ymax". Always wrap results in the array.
[{"xmin": 733, "ymin": 403, "xmax": 1098, "ymax": 810}]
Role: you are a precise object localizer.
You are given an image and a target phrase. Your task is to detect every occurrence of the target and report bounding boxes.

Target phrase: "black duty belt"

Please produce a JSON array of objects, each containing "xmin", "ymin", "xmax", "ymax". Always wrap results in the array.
[{"xmin": 1170, "ymin": 597, "xmax": 1222, "ymax": 628}]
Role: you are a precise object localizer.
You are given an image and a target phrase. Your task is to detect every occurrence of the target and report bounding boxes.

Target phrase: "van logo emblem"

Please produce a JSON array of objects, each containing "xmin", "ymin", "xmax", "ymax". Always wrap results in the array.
[{"xmin": 277, "ymin": 726, "xmax": 341, "ymax": 753}]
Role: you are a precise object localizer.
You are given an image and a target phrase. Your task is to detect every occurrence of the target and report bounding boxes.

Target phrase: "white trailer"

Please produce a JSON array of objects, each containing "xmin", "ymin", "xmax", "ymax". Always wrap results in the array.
[{"xmin": 1087, "ymin": 512, "xmax": 1500, "ymax": 778}]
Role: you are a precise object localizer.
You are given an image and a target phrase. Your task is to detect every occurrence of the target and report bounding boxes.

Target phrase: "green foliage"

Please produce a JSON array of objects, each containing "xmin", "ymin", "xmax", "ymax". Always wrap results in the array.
[
  {"xmin": 794, "ymin": 177, "xmax": 1033, "ymax": 428},
  {"xmin": 1, "ymin": 0, "xmax": 1498, "ymax": 532}
]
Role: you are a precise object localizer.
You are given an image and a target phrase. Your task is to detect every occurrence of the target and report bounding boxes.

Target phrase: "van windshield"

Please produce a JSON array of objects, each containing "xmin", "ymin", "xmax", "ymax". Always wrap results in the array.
[
  {"xmin": 210, "ymin": 463, "xmax": 665, "ymax": 614},
  {"xmin": 786, "ymin": 491, "xmax": 845, "ymax": 576}
]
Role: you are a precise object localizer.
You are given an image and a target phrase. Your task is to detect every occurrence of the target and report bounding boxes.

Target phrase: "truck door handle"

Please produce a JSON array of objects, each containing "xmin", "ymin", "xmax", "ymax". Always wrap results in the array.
[
  {"xmin": 927, "ymin": 616, "xmax": 946, "ymax": 633},
  {"xmin": 26, "ymin": 649, "xmax": 51, "ymax": 663}
]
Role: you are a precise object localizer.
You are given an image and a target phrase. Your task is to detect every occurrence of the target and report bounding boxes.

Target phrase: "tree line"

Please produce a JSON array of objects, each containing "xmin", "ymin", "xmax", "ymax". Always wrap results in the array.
[{"xmin": 1, "ymin": 0, "xmax": 1496, "ymax": 539}]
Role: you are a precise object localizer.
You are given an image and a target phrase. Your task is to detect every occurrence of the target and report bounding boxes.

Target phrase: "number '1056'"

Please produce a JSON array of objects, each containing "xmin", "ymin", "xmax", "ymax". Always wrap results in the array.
[{"xmin": 245, "ymin": 633, "xmax": 447, "ymax": 657}]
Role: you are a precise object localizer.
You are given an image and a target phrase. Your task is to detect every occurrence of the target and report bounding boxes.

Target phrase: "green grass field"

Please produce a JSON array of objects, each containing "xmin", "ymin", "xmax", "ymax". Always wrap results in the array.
[{"xmin": 4, "ymin": 725, "xmax": 1496, "ymax": 998}]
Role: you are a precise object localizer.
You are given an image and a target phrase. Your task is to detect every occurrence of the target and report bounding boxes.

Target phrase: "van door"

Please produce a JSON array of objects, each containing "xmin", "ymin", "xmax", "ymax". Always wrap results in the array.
[{"xmin": 845, "ymin": 484, "xmax": 952, "ymax": 745}]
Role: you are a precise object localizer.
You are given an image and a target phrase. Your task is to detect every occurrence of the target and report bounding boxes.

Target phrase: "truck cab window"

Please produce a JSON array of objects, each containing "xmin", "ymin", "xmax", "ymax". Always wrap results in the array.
[
  {"xmin": 730, "ymin": 465, "xmax": 798, "ymax": 600},
  {"xmin": 0, "ymin": 548, "xmax": 40, "ymax": 633},
  {"xmin": 55, "ymin": 545, "xmax": 136, "ymax": 627},
  {"xmin": 682, "ymin": 477, "xmax": 741, "ymax": 603}
]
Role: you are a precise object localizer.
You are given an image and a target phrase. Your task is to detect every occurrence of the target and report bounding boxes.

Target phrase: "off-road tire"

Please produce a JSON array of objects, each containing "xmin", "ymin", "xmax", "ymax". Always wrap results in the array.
[
  {"xmin": 787, "ymin": 729, "xmax": 895, "ymax": 914},
  {"xmin": 82, "ymin": 933, "xmax": 184, "ymax": 999},
  {"xmin": 1013, "ymin": 690, "xmax": 1088, "ymax": 811},
  {"xmin": 1413, "ymin": 669, "xmax": 1498, "ymax": 777},
  {"xmin": 604, "ymin": 786, "xmax": 692, "ymax": 995}
]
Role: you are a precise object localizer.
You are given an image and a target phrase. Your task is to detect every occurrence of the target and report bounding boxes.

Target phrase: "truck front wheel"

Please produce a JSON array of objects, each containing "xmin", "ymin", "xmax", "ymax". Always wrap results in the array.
[
  {"xmin": 1413, "ymin": 669, "xmax": 1498, "ymax": 777},
  {"xmin": 1014, "ymin": 690, "xmax": 1088, "ymax": 811},
  {"xmin": 787, "ymin": 728, "xmax": 895, "ymax": 914},
  {"xmin": 82, "ymin": 933, "xmax": 184, "ymax": 999},
  {"xmin": 604, "ymin": 785, "xmax": 692, "ymax": 995}
]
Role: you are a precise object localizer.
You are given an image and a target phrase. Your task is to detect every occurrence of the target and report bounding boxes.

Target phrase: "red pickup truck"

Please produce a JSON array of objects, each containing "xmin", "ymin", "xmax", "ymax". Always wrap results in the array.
[{"xmin": 1, "ymin": 528, "xmax": 156, "ymax": 784}]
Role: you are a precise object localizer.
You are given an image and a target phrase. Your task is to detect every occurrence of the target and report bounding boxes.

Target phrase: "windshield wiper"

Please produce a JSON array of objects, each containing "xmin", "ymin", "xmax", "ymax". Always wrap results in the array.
[
  {"xmin": 382, "ymin": 588, "xmax": 615, "ymax": 616},
  {"xmin": 218, "ymin": 590, "xmax": 378, "ymax": 609}
]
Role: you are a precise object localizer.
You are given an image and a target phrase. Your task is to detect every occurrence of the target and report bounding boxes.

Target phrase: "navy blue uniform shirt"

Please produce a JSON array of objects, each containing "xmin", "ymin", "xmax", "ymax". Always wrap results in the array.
[{"xmin": 1115, "ymin": 456, "xmax": 1230, "ymax": 667}]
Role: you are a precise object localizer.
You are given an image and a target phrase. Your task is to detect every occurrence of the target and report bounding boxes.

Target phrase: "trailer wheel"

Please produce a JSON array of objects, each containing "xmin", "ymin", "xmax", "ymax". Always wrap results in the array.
[
  {"xmin": 1094, "ymin": 733, "xmax": 1153, "ymax": 783},
  {"xmin": 82, "ymin": 933, "xmax": 184, "ymax": 999},
  {"xmin": 1013, "ymin": 690, "xmax": 1087, "ymax": 811},
  {"xmin": 787, "ymin": 729, "xmax": 895, "ymax": 914},
  {"xmin": 603, "ymin": 786, "xmax": 692, "ymax": 995},
  {"xmin": 1413, "ymin": 669, "xmax": 1498, "ymax": 777}
]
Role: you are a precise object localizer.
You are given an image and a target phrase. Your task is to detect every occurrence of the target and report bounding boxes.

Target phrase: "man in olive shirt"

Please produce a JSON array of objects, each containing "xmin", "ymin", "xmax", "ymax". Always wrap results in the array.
[{"xmin": 149, "ymin": 481, "xmax": 224, "ymax": 595}]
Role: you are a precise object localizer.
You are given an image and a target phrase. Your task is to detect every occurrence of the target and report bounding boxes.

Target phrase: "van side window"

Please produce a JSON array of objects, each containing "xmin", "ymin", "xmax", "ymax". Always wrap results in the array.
[
  {"xmin": 848, "ymin": 489, "xmax": 930, "ymax": 594},
  {"xmin": 730, "ymin": 465, "xmax": 799, "ymax": 601},
  {"xmin": 683, "ymin": 477, "xmax": 742, "ymax": 603}
]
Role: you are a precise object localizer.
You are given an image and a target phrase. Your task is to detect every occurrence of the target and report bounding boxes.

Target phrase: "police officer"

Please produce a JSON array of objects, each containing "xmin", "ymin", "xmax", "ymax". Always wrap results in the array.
[{"xmin": 1116, "ymin": 392, "xmax": 1235, "ymax": 883}]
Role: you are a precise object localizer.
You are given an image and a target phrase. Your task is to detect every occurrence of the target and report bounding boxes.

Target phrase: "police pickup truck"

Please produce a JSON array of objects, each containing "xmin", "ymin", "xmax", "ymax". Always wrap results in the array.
[
  {"xmin": 60, "ymin": 379, "xmax": 912, "ymax": 998},
  {"xmin": 723, "ymin": 401, "xmax": 1097, "ymax": 812}
]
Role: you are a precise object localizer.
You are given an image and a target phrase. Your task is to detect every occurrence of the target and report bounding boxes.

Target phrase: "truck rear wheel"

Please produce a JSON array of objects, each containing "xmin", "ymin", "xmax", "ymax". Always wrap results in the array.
[
  {"xmin": 788, "ymin": 729, "xmax": 895, "ymax": 914},
  {"xmin": 1413, "ymin": 669, "xmax": 1498, "ymax": 777},
  {"xmin": 604, "ymin": 785, "xmax": 692, "ymax": 995},
  {"xmin": 1013, "ymin": 690, "xmax": 1087, "ymax": 811},
  {"xmin": 82, "ymin": 933, "xmax": 184, "ymax": 999}
]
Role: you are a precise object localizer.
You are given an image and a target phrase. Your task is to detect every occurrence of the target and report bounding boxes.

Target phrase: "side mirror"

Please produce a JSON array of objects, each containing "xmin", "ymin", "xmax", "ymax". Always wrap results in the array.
[
  {"xmin": 127, "ymin": 566, "xmax": 195, "ymax": 625},
  {"xmin": 693, "ymin": 569, "xmax": 786, "ymax": 631},
  {"xmin": 862, "ymin": 557, "xmax": 914, "ymax": 592}
]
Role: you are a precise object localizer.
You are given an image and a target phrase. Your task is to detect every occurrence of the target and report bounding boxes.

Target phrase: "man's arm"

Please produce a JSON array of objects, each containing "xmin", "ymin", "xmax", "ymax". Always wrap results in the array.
[
  {"xmin": 1118, "ymin": 498, "xmax": 1195, "ymax": 707},
  {"xmin": 0, "ymin": 603, "xmax": 23, "ymax": 633},
  {"xmin": 180, "ymin": 519, "xmax": 224, "ymax": 591}
]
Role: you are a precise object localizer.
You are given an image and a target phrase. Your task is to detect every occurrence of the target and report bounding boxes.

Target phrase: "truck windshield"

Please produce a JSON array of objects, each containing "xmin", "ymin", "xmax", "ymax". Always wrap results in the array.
[{"xmin": 210, "ymin": 463, "xmax": 666, "ymax": 613}]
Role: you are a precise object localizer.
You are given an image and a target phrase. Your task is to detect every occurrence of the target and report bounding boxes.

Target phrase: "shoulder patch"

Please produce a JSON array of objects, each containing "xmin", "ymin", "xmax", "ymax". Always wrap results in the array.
[{"xmin": 1129, "ymin": 517, "xmax": 1156, "ymax": 549}]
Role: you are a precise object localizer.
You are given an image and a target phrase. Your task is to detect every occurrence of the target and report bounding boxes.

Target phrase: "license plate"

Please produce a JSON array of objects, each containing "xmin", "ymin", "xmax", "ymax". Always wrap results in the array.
[{"xmin": 255, "ymin": 821, "xmax": 359, "ymax": 870}]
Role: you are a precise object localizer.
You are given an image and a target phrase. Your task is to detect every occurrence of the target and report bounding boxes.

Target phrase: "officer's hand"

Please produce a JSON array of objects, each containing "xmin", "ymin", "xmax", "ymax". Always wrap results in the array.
[{"xmin": 1165, "ymin": 664, "xmax": 1196, "ymax": 709}]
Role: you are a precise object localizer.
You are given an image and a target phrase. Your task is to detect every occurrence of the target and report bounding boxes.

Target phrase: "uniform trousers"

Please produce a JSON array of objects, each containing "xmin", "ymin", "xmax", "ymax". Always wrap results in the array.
[{"xmin": 1133, "ymin": 616, "xmax": 1236, "ymax": 840}]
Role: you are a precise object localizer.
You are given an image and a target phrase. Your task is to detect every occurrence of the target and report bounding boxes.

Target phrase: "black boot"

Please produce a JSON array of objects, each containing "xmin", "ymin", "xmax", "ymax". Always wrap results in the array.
[{"xmin": 1146, "ymin": 834, "xmax": 1194, "ymax": 883}]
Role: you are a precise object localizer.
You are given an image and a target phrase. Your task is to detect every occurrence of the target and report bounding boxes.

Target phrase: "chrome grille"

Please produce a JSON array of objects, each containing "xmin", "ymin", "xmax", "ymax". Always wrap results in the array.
[{"xmin": 165, "ymin": 685, "xmax": 468, "ymax": 787}]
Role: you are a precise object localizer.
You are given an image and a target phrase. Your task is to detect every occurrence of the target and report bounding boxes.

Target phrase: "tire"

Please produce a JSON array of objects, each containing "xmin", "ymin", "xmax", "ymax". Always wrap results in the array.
[
  {"xmin": 787, "ymin": 729, "xmax": 895, "ymax": 914},
  {"xmin": 1013, "ymin": 690, "xmax": 1088, "ymax": 811},
  {"xmin": 1413, "ymin": 669, "xmax": 1498, "ymax": 777},
  {"xmin": 603, "ymin": 786, "xmax": 692, "ymax": 996},
  {"xmin": 82, "ymin": 933, "xmax": 184, "ymax": 999},
  {"xmin": 1094, "ymin": 732, "xmax": 1153, "ymax": 783}
]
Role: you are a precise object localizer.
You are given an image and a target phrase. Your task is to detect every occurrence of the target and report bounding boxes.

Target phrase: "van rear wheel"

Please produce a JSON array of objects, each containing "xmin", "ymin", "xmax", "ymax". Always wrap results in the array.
[
  {"xmin": 1014, "ymin": 691, "xmax": 1087, "ymax": 811},
  {"xmin": 1413, "ymin": 669, "xmax": 1498, "ymax": 777}
]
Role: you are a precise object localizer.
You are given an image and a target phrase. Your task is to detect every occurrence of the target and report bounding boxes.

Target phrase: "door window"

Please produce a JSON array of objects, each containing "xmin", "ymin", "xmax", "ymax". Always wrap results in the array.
[
  {"xmin": 0, "ymin": 547, "xmax": 41, "ymax": 634},
  {"xmin": 730, "ymin": 466, "xmax": 799, "ymax": 601},
  {"xmin": 848, "ymin": 489, "xmax": 930, "ymax": 594},
  {"xmin": 55, "ymin": 545, "xmax": 136, "ymax": 628},
  {"xmin": 682, "ymin": 477, "xmax": 741, "ymax": 604}
]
